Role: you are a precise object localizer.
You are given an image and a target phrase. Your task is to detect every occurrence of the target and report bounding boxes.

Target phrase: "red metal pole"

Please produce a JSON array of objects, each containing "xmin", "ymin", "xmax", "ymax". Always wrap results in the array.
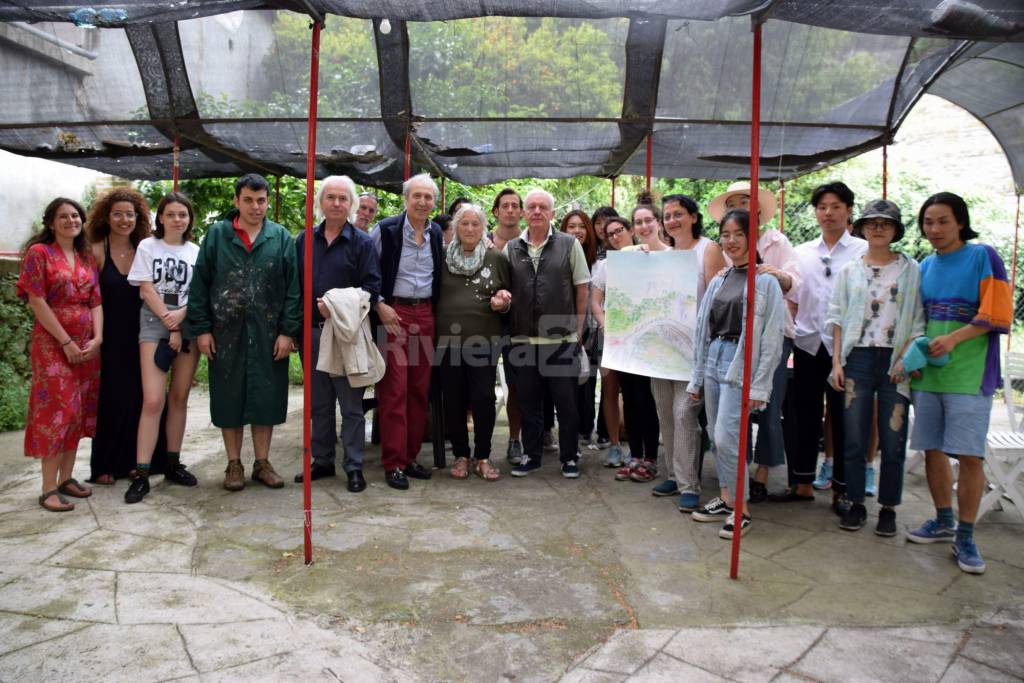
[
  {"xmin": 404, "ymin": 131, "xmax": 412, "ymax": 181},
  {"xmin": 172, "ymin": 135, "xmax": 180, "ymax": 191},
  {"xmin": 441, "ymin": 177, "xmax": 446, "ymax": 213},
  {"xmin": 274, "ymin": 176, "xmax": 281, "ymax": 222},
  {"xmin": 778, "ymin": 179, "xmax": 785, "ymax": 233},
  {"xmin": 610, "ymin": 176, "xmax": 616, "ymax": 209},
  {"xmin": 645, "ymin": 133, "xmax": 653, "ymax": 192},
  {"xmin": 882, "ymin": 144, "xmax": 888, "ymax": 200},
  {"xmin": 302, "ymin": 20, "xmax": 321, "ymax": 566},
  {"xmin": 730, "ymin": 20, "xmax": 763, "ymax": 580},
  {"xmin": 1009, "ymin": 193, "xmax": 1020, "ymax": 352}
]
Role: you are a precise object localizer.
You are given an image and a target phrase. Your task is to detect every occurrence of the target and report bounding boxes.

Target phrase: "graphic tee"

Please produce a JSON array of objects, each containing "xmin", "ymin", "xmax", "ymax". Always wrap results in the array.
[{"xmin": 128, "ymin": 237, "xmax": 200, "ymax": 307}]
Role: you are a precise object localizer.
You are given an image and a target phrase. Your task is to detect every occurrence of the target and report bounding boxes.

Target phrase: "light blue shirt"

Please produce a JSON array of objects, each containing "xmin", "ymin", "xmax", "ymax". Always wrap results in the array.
[{"xmin": 373, "ymin": 214, "xmax": 434, "ymax": 299}]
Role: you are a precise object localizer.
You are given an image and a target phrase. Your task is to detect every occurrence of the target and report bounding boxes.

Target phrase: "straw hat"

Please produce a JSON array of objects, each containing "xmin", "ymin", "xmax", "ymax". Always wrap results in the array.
[{"xmin": 707, "ymin": 181, "xmax": 777, "ymax": 224}]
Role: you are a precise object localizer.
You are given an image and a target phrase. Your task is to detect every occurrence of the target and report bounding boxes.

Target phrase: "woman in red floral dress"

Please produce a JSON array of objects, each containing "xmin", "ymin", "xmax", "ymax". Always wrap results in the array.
[{"xmin": 17, "ymin": 197, "xmax": 103, "ymax": 512}]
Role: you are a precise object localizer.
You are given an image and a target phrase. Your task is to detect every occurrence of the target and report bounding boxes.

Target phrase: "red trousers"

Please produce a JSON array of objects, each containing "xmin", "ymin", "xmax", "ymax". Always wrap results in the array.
[{"xmin": 377, "ymin": 302, "xmax": 435, "ymax": 470}]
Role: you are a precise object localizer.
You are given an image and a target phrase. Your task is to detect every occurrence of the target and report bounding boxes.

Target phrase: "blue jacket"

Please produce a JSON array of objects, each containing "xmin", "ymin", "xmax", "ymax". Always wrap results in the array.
[{"xmin": 687, "ymin": 269, "xmax": 785, "ymax": 403}]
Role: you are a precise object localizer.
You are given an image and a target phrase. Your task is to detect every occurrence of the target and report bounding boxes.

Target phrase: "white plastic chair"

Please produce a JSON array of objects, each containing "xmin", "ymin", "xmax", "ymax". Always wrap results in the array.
[
  {"xmin": 978, "ymin": 430, "xmax": 1024, "ymax": 521},
  {"xmin": 1003, "ymin": 352, "xmax": 1024, "ymax": 432}
]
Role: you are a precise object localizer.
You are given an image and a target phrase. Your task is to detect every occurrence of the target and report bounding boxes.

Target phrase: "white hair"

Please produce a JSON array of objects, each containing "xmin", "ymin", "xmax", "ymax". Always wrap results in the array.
[
  {"xmin": 524, "ymin": 188, "xmax": 555, "ymax": 211},
  {"xmin": 451, "ymin": 203, "xmax": 488, "ymax": 239},
  {"xmin": 402, "ymin": 173, "xmax": 439, "ymax": 202},
  {"xmin": 315, "ymin": 175, "xmax": 358, "ymax": 223}
]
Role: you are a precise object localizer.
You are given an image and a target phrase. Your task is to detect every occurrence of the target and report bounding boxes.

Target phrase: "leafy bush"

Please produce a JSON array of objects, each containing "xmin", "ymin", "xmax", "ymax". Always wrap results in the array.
[{"xmin": 0, "ymin": 272, "xmax": 33, "ymax": 432}]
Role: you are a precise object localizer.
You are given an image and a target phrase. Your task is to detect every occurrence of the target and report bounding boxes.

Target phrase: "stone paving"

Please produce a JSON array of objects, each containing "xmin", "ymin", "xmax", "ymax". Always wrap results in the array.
[{"xmin": 0, "ymin": 387, "xmax": 1021, "ymax": 682}]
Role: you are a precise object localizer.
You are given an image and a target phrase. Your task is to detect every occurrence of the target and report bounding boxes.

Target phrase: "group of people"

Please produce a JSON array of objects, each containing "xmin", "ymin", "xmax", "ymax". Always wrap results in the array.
[{"xmin": 17, "ymin": 171, "xmax": 1012, "ymax": 576}]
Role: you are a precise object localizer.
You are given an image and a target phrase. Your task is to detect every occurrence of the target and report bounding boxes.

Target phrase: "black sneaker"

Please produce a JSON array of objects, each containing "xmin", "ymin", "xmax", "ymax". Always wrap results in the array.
[
  {"xmin": 692, "ymin": 497, "xmax": 732, "ymax": 522},
  {"xmin": 124, "ymin": 475, "xmax": 150, "ymax": 504},
  {"xmin": 831, "ymin": 493, "xmax": 852, "ymax": 517},
  {"xmin": 749, "ymin": 480, "xmax": 767, "ymax": 504},
  {"xmin": 164, "ymin": 463, "xmax": 198, "ymax": 487},
  {"xmin": 561, "ymin": 458, "xmax": 580, "ymax": 479},
  {"xmin": 839, "ymin": 503, "xmax": 868, "ymax": 531},
  {"xmin": 719, "ymin": 513, "xmax": 752, "ymax": 539},
  {"xmin": 875, "ymin": 507, "xmax": 898, "ymax": 537}
]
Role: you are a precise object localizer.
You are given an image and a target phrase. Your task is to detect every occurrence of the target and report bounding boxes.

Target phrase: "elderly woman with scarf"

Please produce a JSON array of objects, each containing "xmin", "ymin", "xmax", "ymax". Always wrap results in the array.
[{"xmin": 437, "ymin": 204, "xmax": 512, "ymax": 481}]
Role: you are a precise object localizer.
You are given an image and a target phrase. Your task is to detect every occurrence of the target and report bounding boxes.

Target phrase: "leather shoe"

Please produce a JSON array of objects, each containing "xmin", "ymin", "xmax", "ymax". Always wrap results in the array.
[
  {"xmin": 294, "ymin": 462, "xmax": 336, "ymax": 483},
  {"xmin": 252, "ymin": 459, "xmax": 285, "ymax": 489},
  {"xmin": 347, "ymin": 469, "xmax": 366, "ymax": 493},
  {"xmin": 385, "ymin": 469, "xmax": 409, "ymax": 490},
  {"xmin": 404, "ymin": 462, "xmax": 432, "ymax": 480}
]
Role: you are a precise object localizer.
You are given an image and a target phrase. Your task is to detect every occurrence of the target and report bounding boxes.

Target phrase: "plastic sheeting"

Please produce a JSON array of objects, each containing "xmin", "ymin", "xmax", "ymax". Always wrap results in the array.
[{"xmin": 1, "ymin": 2, "xmax": 1022, "ymax": 188}]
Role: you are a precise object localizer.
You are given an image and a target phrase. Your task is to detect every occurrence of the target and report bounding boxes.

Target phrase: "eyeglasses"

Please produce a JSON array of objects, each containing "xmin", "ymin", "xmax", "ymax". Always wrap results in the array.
[
  {"xmin": 111, "ymin": 211, "xmax": 137, "ymax": 220},
  {"xmin": 606, "ymin": 227, "xmax": 629, "ymax": 238},
  {"xmin": 820, "ymin": 254, "xmax": 832, "ymax": 278},
  {"xmin": 634, "ymin": 217, "xmax": 660, "ymax": 226}
]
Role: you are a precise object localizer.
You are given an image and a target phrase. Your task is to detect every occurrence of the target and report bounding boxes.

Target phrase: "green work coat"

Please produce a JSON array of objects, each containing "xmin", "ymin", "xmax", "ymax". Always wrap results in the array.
[{"xmin": 188, "ymin": 210, "xmax": 302, "ymax": 428}]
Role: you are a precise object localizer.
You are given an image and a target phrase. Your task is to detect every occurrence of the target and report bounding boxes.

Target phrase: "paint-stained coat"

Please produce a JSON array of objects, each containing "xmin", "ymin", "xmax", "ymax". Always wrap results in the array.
[{"xmin": 188, "ymin": 210, "xmax": 302, "ymax": 427}]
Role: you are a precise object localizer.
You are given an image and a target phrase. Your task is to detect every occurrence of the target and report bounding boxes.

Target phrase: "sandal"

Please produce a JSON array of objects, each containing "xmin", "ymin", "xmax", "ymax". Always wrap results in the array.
[
  {"xmin": 474, "ymin": 459, "xmax": 500, "ymax": 482},
  {"xmin": 38, "ymin": 489, "xmax": 74, "ymax": 512},
  {"xmin": 451, "ymin": 457, "xmax": 471, "ymax": 479},
  {"xmin": 93, "ymin": 474, "xmax": 115, "ymax": 486},
  {"xmin": 57, "ymin": 478, "xmax": 92, "ymax": 498}
]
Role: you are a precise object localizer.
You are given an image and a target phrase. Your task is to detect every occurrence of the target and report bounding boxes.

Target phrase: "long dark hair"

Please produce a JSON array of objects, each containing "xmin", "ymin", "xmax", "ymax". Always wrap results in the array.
[
  {"xmin": 559, "ymin": 209, "xmax": 597, "ymax": 266},
  {"xmin": 154, "ymin": 192, "xmax": 196, "ymax": 242},
  {"xmin": 23, "ymin": 197, "xmax": 89, "ymax": 256},
  {"xmin": 720, "ymin": 209, "xmax": 763, "ymax": 265},
  {"xmin": 85, "ymin": 186, "xmax": 152, "ymax": 247},
  {"xmin": 917, "ymin": 192, "xmax": 979, "ymax": 242}
]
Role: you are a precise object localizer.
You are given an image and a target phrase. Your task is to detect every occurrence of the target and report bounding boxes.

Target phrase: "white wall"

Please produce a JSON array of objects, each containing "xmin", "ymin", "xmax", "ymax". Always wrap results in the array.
[{"xmin": 0, "ymin": 150, "xmax": 106, "ymax": 252}]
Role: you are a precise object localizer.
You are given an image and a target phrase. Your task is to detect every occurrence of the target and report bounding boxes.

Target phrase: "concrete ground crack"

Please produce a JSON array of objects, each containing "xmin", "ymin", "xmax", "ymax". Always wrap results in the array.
[
  {"xmin": 174, "ymin": 624, "xmax": 201, "ymax": 675},
  {"xmin": 777, "ymin": 626, "xmax": 829, "ymax": 679}
]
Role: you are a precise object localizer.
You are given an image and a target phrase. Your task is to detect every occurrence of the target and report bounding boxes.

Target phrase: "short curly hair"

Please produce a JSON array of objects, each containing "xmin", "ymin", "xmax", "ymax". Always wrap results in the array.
[{"xmin": 85, "ymin": 186, "xmax": 152, "ymax": 247}]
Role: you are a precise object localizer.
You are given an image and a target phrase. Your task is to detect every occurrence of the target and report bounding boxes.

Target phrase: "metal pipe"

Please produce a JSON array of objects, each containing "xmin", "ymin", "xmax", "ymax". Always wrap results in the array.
[
  {"xmin": 404, "ymin": 132, "xmax": 412, "ymax": 181},
  {"xmin": 12, "ymin": 22, "xmax": 99, "ymax": 60},
  {"xmin": 610, "ymin": 176, "xmax": 616, "ymax": 209},
  {"xmin": 645, "ymin": 133, "xmax": 653, "ymax": 192},
  {"xmin": 778, "ymin": 179, "xmax": 785, "ymax": 233},
  {"xmin": 1009, "ymin": 193, "xmax": 1020, "ymax": 352},
  {"xmin": 731, "ymin": 20, "xmax": 763, "ymax": 581},
  {"xmin": 302, "ymin": 20, "xmax": 322, "ymax": 567},
  {"xmin": 882, "ymin": 144, "xmax": 888, "ymax": 200},
  {"xmin": 172, "ymin": 135, "xmax": 180, "ymax": 192},
  {"xmin": 274, "ymin": 176, "xmax": 281, "ymax": 222}
]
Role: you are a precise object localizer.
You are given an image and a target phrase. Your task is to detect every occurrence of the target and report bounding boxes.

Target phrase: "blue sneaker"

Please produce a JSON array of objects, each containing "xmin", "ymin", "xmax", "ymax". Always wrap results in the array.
[
  {"xmin": 906, "ymin": 518, "xmax": 956, "ymax": 544},
  {"xmin": 604, "ymin": 444, "xmax": 626, "ymax": 468},
  {"xmin": 677, "ymin": 492, "xmax": 700, "ymax": 513},
  {"xmin": 652, "ymin": 479, "xmax": 679, "ymax": 497},
  {"xmin": 812, "ymin": 460, "xmax": 833, "ymax": 490},
  {"xmin": 952, "ymin": 538, "xmax": 986, "ymax": 574},
  {"xmin": 561, "ymin": 458, "xmax": 581, "ymax": 479},
  {"xmin": 865, "ymin": 466, "xmax": 878, "ymax": 497},
  {"xmin": 511, "ymin": 455, "xmax": 542, "ymax": 477}
]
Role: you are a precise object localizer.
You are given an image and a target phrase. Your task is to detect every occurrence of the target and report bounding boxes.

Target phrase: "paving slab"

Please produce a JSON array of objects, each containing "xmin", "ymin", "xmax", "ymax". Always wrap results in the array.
[{"xmin": 0, "ymin": 387, "xmax": 1021, "ymax": 682}]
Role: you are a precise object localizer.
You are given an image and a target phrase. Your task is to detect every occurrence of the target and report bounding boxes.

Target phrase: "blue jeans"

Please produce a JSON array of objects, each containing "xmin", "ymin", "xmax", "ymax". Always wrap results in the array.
[
  {"xmin": 753, "ymin": 337, "xmax": 792, "ymax": 468},
  {"xmin": 841, "ymin": 347, "xmax": 908, "ymax": 506},
  {"xmin": 704, "ymin": 338, "xmax": 751, "ymax": 502}
]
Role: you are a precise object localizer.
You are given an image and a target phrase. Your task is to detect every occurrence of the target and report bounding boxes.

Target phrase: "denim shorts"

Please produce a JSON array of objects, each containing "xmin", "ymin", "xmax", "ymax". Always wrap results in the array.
[
  {"xmin": 139, "ymin": 304, "xmax": 193, "ymax": 342},
  {"xmin": 910, "ymin": 389, "xmax": 992, "ymax": 458}
]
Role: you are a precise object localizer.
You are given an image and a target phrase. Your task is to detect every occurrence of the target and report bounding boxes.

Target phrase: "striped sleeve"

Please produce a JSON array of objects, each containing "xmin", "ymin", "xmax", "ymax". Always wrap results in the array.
[{"xmin": 971, "ymin": 244, "xmax": 1013, "ymax": 333}]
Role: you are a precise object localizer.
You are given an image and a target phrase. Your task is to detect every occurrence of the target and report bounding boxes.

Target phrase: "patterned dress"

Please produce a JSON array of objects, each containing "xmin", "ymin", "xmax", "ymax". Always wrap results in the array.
[{"xmin": 16, "ymin": 243, "xmax": 102, "ymax": 458}]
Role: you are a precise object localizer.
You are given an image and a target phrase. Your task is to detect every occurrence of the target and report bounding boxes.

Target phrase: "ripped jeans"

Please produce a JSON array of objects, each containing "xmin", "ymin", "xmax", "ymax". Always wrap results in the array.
[{"xmin": 841, "ymin": 347, "xmax": 908, "ymax": 506}]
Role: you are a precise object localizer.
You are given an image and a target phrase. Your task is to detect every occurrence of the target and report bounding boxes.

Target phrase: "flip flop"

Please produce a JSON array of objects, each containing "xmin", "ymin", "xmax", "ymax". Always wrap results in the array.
[
  {"xmin": 39, "ymin": 489, "xmax": 74, "ymax": 512},
  {"xmin": 57, "ymin": 478, "xmax": 92, "ymax": 498}
]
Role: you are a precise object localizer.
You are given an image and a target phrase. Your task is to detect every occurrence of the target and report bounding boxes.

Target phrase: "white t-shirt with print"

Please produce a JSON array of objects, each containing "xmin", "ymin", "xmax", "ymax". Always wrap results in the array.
[{"xmin": 128, "ymin": 236, "xmax": 200, "ymax": 307}]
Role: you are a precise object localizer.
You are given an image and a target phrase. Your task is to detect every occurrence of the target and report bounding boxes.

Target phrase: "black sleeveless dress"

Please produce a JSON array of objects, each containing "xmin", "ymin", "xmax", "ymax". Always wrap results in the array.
[{"xmin": 89, "ymin": 240, "xmax": 166, "ymax": 480}]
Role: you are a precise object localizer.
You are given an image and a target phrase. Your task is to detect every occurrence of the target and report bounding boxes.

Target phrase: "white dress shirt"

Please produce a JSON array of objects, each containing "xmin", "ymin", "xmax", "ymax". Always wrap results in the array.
[{"xmin": 791, "ymin": 230, "xmax": 867, "ymax": 356}]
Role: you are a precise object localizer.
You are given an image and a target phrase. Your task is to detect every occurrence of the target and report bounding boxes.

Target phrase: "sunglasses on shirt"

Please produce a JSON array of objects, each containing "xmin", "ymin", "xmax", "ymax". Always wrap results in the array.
[{"xmin": 820, "ymin": 255, "xmax": 832, "ymax": 278}]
